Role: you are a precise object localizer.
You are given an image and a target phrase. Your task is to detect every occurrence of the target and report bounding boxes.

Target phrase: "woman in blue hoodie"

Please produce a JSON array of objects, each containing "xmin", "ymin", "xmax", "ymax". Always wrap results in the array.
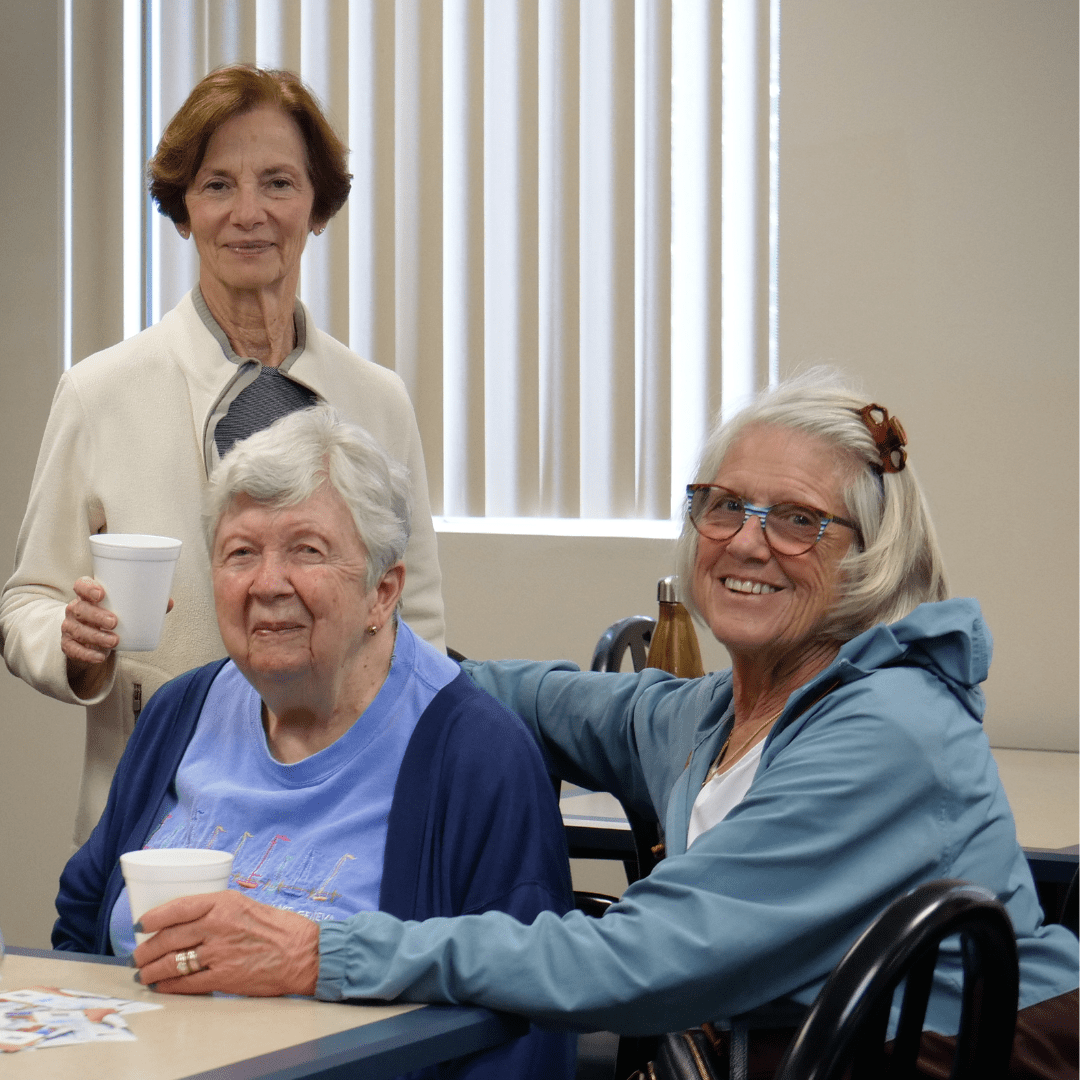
[{"xmin": 130, "ymin": 375, "xmax": 1078, "ymax": 1079}]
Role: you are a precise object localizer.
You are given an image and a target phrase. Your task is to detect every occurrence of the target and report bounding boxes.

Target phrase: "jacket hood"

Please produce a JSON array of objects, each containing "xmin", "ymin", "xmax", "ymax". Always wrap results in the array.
[{"xmin": 831, "ymin": 597, "xmax": 991, "ymax": 721}]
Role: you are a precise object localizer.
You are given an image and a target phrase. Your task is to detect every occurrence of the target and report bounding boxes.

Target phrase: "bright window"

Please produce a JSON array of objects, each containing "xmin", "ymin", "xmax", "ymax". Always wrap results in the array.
[{"xmin": 68, "ymin": 0, "xmax": 779, "ymax": 536}]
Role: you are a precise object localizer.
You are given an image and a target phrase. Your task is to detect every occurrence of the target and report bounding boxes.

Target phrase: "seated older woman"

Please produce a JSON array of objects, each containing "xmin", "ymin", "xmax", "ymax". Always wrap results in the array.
[
  {"xmin": 124, "ymin": 376, "xmax": 1077, "ymax": 1079},
  {"xmin": 52, "ymin": 405, "xmax": 574, "ymax": 1080}
]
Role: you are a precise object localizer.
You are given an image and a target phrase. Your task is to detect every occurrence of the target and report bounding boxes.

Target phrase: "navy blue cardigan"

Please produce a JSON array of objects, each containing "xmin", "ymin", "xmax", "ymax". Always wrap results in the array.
[{"xmin": 54, "ymin": 661, "xmax": 575, "ymax": 1079}]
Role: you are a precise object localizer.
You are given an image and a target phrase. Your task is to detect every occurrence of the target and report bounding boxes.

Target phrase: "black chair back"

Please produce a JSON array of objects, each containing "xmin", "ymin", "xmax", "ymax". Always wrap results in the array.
[
  {"xmin": 775, "ymin": 879, "xmax": 1019, "ymax": 1080},
  {"xmin": 1060, "ymin": 866, "xmax": 1079, "ymax": 936},
  {"xmin": 590, "ymin": 615, "xmax": 655, "ymax": 673},
  {"xmin": 588, "ymin": 615, "xmax": 663, "ymax": 882}
]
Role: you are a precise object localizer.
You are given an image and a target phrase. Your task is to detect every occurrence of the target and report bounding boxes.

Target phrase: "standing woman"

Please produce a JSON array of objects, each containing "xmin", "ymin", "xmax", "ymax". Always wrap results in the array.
[{"xmin": 0, "ymin": 66, "xmax": 444, "ymax": 846}]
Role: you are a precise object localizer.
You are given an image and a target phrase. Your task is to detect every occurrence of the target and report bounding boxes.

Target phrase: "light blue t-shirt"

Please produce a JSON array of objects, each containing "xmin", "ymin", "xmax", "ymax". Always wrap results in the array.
[{"xmin": 110, "ymin": 622, "xmax": 458, "ymax": 956}]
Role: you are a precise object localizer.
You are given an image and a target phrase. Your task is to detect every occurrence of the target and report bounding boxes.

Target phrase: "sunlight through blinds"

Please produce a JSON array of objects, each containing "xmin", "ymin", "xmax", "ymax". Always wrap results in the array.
[{"xmin": 101, "ymin": 0, "xmax": 776, "ymax": 530}]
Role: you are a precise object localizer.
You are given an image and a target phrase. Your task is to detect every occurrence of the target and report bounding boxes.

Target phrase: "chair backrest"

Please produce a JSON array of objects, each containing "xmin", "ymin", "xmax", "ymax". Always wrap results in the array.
[
  {"xmin": 590, "ymin": 615, "xmax": 656, "ymax": 673},
  {"xmin": 1060, "ymin": 866, "xmax": 1078, "ymax": 936},
  {"xmin": 774, "ymin": 879, "xmax": 1019, "ymax": 1080},
  {"xmin": 588, "ymin": 615, "xmax": 664, "ymax": 882}
]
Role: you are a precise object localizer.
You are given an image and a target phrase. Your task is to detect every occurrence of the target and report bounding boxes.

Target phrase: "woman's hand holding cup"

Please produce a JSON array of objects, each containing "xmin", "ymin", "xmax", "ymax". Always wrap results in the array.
[
  {"xmin": 131, "ymin": 891, "xmax": 320, "ymax": 997},
  {"xmin": 63, "ymin": 576, "xmax": 120, "ymax": 697}
]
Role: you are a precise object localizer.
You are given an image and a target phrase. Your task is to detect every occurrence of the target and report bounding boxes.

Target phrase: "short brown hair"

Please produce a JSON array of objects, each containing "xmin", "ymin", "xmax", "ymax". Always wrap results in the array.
[{"xmin": 148, "ymin": 65, "xmax": 351, "ymax": 227}]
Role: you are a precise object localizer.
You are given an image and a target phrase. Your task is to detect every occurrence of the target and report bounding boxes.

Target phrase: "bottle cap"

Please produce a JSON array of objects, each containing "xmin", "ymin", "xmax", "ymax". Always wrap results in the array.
[{"xmin": 657, "ymin": 575, "xmax": 678, "ymax": 603}]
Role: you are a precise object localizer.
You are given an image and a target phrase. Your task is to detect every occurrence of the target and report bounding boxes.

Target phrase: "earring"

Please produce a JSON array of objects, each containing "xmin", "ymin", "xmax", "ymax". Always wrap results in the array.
[
  {"xmin": 366, "ymin": 625, "xmax": 378, "ymax": 636},
  {"xmin": 313, "ymin": 225, "xmax": 324, "ymax": 235}
]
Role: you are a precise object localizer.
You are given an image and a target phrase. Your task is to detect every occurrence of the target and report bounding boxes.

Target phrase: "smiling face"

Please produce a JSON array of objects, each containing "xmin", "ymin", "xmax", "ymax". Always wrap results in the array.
[
  {"xmin": 211, "ymin": 485, "xmax": 396, "ymax": 696},
  {"xmin": 183, "ymin": 104, "xmax": 317, "ymax": 303},
  {"xmin": 692, "ymin": 424, "xmax": 857, "ymax": 667}
]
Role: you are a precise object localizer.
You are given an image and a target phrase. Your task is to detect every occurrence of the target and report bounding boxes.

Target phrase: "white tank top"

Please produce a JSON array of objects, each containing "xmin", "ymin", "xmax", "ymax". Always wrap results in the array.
[{"xmin": 687, "ymin": 739, "xmax": 765, "ymax": 848}]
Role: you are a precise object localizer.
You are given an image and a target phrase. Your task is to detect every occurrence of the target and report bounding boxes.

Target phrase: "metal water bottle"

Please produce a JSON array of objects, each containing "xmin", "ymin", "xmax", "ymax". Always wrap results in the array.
[{"xmin": 644, "ymin": 575, "xmax": 704, "ymax": 678}]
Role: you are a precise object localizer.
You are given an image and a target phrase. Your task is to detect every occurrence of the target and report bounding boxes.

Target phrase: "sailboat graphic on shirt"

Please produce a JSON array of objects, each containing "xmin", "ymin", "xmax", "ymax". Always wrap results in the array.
[
  {"xmin": 236, "ymin": 834, "xmax": 290, "ymax": 889},
  {"xmin": 309, "ymin": 854, "xmax": 355, "ymax": 903},
  {"xmin": 202, "ymin": 827, "xmax": 357, "ymax": 905}
]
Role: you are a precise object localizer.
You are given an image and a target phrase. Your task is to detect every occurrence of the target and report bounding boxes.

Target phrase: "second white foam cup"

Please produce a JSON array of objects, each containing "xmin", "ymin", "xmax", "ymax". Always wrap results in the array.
[
  {"xmin": 120, "ymin": 849, "xmax": 234, "ymax": 945},
  {"xmin": 88, "ymin": 534, "xmax": 182, "ymax": 651}
]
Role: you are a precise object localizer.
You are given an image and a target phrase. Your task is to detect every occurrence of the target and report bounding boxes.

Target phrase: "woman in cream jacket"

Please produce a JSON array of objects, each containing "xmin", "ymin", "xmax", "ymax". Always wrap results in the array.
[{"xmin": 1, "ymin": 66, "xmax": 444, "ymax": 845}]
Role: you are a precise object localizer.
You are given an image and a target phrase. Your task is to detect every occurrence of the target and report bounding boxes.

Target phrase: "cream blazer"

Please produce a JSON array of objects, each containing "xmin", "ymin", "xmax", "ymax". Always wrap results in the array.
[{"xmin": 1, "ymin": 291, "xmax": 445, "ymax": 844}]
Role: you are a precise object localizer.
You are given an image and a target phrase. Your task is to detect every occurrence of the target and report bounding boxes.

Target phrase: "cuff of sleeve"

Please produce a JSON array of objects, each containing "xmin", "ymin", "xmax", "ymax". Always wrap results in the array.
[
  {"xmin": 70, "ymin": 651, "xmax": 119, "ymax": 705},
  {"xmin": 315, "ymin": 920, "xmax": 351, "ymax": 1001}
]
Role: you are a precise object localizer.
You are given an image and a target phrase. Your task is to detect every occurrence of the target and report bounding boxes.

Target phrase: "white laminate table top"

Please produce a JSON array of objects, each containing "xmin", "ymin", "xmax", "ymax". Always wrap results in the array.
[
  {"xmin": 990, "ymin": 748, "xmax": 1078, "ymax": 852},
  {"xmin": 0, "ymin": 951, "xmax": 421, "ymax": 1080}
]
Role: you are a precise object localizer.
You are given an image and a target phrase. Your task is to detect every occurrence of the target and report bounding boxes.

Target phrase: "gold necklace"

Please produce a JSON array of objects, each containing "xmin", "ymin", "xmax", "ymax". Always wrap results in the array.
[{"xmin": 704, "ymin": 709, "xmax": 783, "ymax": 785}]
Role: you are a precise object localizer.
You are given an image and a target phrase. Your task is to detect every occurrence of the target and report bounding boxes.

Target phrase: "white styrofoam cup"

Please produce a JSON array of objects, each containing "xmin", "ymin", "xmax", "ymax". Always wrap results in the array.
[
  {"xmin": 119, "ymin": 848, "xmax": 234, "ymax": 945},
  {"xmin": 88, "ymin": 533, "xmax": 182, "ymax": 651}
]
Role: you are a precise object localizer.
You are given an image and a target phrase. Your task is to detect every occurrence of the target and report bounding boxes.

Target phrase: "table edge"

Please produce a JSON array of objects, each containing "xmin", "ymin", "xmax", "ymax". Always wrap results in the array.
[
  {"xmin": 181, "ymin": 1004, "xmax": 526, "ymax": 1080},
  {"xmin": 3, "ymin": 948, "xmax": 527, "ymax": 1080},
  {"xmin": 7, "ymin": 945, "xmax": 128, "ymax": 965}
]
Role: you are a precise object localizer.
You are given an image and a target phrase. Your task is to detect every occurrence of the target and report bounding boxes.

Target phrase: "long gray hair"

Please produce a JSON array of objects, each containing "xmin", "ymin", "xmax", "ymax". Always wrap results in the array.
[
  {"xmin": 674, "ymin": 370, "xmax": 948, "ymax": 642},
  {"xmin": 204, "ymin": 405, "xmax": 412, "ymax": 591}
]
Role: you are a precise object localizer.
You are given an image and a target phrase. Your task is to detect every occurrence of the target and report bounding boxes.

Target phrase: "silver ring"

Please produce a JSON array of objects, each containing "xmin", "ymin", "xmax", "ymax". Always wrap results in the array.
[
  {"xmin": 185, "ymin": 949, "xmax": 201, "ymax": 974},
  {"xmin": 175, "ymin": 951, "xmax": 191, "ymax": 976}
]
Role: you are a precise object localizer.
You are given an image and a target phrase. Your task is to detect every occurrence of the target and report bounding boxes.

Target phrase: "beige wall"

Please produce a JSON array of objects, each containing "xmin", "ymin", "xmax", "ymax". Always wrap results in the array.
[
  {"xmin": 776, "ymin": 0, "xmax": 1077, "ymax": 751},
  {"xmin": 0, "ymin": 1, "xmax": 87, "ymax": 949},
  {"xmin": 1, "ymin": 0, "xmax": 1075, "ymax": 949},
  {"xmin": 437, "ymin": 531, "xmax": 730, "ymax": 674}
]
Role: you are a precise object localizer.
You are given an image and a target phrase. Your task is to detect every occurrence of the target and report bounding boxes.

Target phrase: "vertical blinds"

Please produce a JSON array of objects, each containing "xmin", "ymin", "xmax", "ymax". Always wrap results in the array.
[{"xmin": 69, "ymin": 0, "xmax": 775, "ymax": 527}]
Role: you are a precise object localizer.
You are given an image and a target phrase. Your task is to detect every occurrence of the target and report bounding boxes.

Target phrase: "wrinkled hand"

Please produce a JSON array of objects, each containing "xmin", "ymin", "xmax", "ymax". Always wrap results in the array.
[
  {"xmin": 63, "ymin": 577, "xmax": 174, "ymax": 698},
  {"xmin": 62, "ymin": 577, "xmax": 119, "ymax": 666},
  {"xmin": 132, "ymin": 891, "xmax": 320, "ymax": 997},
  {"xmin": 63, "ymin": 577, "xmax": 119, "ymax": 698}
]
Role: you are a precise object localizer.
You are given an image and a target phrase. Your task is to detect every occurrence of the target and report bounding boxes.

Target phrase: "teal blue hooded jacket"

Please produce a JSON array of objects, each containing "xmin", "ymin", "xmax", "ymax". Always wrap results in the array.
[{"xmin": 316, "ymin": 599, "xmax": 1078, "ymax": 1036}]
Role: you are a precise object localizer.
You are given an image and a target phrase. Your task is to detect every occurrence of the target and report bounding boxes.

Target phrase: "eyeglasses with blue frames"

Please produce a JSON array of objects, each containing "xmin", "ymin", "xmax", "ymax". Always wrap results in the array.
[{"xmin": 686, "ymin": 485, "xmax": 862, "ymax": 556}]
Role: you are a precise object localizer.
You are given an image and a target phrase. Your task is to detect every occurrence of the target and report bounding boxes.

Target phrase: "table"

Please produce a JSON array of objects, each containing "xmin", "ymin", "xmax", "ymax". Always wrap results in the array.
[
  {"xmin": 992, "ymin": 749, "xmax": 1080, "ymax": 920},
  {"xmin": 2, "ymin": 948, "xmax": 524, "ymax": 1079},
  {"xmin": 991, "ymin": 749, "xmax": 1078, "ymax": 852},
  {"xmin": 560, "ymin": 786, "xmax": 634, "ymax": 861}
]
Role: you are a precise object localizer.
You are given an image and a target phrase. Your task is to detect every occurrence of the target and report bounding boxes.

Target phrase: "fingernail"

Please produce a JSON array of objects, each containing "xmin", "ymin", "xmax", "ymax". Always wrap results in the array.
[
  {"xmin": 132, "ymin": 921, "xmax": 144, "ymax": 933},
  {"xmin": 128, "ymin": 956, "xmax": 137, "ymax": 967},
  {"xmin": 132, "ymin": 971, "xmax": 142, "ymax": 984}
]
